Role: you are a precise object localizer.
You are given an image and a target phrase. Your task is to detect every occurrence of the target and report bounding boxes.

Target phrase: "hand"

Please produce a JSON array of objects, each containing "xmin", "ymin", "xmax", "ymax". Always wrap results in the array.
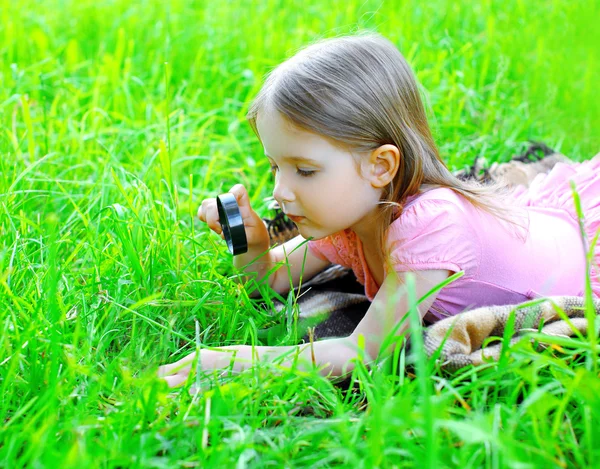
[
  {"xmin": 157, "ymin": 351, "xmax": 197, "ymax": 388},
  {"xmin": 197, "ymin": 184, "xmax": 270, "ymax": 249},
  {"xmin": 158, "ymin": 349, "xmax": 236, "ymax": 394}
]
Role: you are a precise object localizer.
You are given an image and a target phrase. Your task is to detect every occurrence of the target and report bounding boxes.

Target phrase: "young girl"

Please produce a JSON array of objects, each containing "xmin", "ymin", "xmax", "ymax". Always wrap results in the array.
[{"xmin": 158, "ymin": 33, "xmax": 600, "ymax": 388}]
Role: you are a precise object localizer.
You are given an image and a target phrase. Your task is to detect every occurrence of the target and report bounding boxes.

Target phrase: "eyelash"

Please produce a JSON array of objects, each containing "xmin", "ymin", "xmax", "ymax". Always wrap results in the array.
[{"xmin": 270, "ymin": 166, "xmax": 316, "ymax": 178}]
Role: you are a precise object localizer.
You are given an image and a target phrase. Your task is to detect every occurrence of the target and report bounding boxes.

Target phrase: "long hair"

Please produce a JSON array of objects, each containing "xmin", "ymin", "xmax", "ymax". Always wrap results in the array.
[{"xmin": 246, "ymin": 32, "xmax": 526, "ymax": 268}]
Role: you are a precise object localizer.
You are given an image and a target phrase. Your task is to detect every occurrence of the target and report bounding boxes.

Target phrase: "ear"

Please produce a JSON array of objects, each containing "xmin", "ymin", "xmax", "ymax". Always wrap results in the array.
[{"xmin": 366, "ymin": 144, "xmax": 400, "ymax": 188}]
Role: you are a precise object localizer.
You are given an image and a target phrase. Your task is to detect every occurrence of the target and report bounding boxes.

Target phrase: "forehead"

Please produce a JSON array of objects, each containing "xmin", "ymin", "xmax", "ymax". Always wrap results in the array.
[
  {"xmin": 256, "ymin": 108, "xmax": 339, "ymax": 161},
  {"xmin": 256, "ymin": 106, "xmax": 307, "ymax": 140},
  {"xmin": 264, "ymin": 155, "xmax": 320, "ymax": 165}
]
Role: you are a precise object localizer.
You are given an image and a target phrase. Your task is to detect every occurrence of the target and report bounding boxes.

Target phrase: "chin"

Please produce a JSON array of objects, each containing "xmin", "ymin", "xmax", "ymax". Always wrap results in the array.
[{"xmin": 298, "ymin": 224, "xmax": 338, "ymax": 240}]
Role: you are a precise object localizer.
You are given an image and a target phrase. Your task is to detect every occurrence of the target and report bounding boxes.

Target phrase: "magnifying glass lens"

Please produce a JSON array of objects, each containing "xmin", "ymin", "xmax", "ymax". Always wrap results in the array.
[{"xmin": 216, "ymin": 193, "xmax": 248, "ymax": 255}]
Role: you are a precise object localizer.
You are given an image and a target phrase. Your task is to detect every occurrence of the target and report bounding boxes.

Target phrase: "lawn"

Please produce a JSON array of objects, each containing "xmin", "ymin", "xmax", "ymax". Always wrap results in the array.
[{"xmin": 1, "ymin": 0, "xmax": 599, "ymax": 467}]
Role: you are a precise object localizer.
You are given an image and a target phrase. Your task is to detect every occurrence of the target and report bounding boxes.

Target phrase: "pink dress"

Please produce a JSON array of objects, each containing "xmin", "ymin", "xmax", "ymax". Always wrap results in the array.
[{"xmin": 308, "ymin": 155, "xmax": 600, "ymax": 321}]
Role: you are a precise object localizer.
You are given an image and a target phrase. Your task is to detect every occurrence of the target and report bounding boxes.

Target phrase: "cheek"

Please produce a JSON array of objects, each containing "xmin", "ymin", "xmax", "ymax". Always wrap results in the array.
[{"xmin": 309, "ymin": 179, "xmax": 344, "ymax": 203}]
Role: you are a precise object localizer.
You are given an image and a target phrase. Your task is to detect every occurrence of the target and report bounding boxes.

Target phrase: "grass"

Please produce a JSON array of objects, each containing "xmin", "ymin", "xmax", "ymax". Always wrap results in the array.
[{"xmin": 1, "ymin": 0, "xmax": 600, "ymax": 467}]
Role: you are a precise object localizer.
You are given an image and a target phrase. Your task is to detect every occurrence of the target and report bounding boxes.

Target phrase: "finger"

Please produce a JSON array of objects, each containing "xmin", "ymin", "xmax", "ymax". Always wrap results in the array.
[
  {"xmin": 228, "ymin": 184, "xmax": 254, "ymax": 220},
  {"xmin": 157, "ymin": 362, "xmax": 186, "ymax": 377},
  {"xmin": 228, "ymin": 186, "xmax": 264, "ymax": 230},
  {"xmin": 163, "ymin": 373, "xmax": 190, "ymax": 388},
  {"xmin": 157, "ymin": 364, "xmax": 169, "ymax": 377},
  {"xmin": 206, "ymin": 214, "xmax": 223, "ymax": 234},
  {"xmin": 229, "ymin": 184, "xmax": 249, "ymax": 206},
  {"xmin": 197, "ymin": 199, "xmax": 212, "ymax": 222},
  {"xmin": 157, "ymin": 352, "xmax": 197, "ymax": 377},
  {"xmin": 199, "ymin": 200, "xmax": 223, "ymax": 234},
  {"xmin": 198, "ymin": 199, "xmax": 216, "ymax": 221}
]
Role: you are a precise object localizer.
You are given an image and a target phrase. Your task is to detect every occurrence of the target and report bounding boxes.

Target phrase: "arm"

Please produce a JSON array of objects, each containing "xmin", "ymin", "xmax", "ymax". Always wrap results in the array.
[
  {"xmin": 158, "ymin": 337, "xmax": 360, "ymax": 387},
  {"xmin": 158, "ymin": 269, "xmax": 451, "ymax": 387},
  {"xmin": 238, "ymin": 235, "xmax": 332, "ymax": 298},
  {"xmin": 349, "ymin": 268, "xmax": 451, "ymax": 360}
]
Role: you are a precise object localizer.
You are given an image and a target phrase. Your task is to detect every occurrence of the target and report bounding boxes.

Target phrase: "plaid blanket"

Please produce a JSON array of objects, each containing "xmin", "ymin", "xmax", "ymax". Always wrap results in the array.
[
  {"xmin": 258, "ymin": 142, "xmax": 595, "ymax": 369},
  {"xmin": 424, "ymin": 296, "xmax": 600, "ymax": 370}
]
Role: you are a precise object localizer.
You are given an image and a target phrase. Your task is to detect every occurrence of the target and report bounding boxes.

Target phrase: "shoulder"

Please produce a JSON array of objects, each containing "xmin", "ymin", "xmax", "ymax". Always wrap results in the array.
[
  {"xmin": 386, "ymin": 187, "xmax": 481, "ymax": 274},
  {"xmin": 389, "ymin": 187, "xmax": 474, "ymax": 238},
  {"xmin": 405, "ymin": 186, "xmax": 472, "ymax": 210}
]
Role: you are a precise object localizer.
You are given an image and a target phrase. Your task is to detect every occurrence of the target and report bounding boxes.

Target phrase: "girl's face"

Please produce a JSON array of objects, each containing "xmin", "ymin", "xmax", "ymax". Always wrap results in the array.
[{"xmin": 256, "ymin": 107, "xmax": 383, "ymax": 241}]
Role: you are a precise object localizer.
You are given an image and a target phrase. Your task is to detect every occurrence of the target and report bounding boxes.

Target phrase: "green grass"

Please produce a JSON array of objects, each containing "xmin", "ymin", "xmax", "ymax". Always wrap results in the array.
[{"xmin": 1, "ymin": 0, "xmax": 600, "ymax": 467}]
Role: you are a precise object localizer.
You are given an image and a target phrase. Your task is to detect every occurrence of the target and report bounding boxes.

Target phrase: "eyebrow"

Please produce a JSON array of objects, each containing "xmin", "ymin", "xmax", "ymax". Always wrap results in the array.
[{"xmin": 265, "ymin": 154, "xmax": 320, "ymax": 164}]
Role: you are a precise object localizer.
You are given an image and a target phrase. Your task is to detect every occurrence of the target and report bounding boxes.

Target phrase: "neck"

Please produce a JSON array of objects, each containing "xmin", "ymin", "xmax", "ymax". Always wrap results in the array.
[
  {"xmin": 349, "ymin": 209, "xmax": 382, "ymax": 254},
  {"xmin": 351, "ymin": 184, "xmax": 431, "ymax": 254}
]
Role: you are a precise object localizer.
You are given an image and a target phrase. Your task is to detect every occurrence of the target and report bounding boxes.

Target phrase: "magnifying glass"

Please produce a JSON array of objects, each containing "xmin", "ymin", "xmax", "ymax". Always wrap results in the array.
[{"xmin": 216, "ymin": 193, "xmax": 248, "ymax": 255}]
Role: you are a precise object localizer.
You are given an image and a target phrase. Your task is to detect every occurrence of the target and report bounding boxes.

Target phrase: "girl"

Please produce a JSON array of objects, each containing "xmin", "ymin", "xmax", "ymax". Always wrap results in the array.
[{"xmin": 158, "ymin": 33, "xmax": 600, "ymax": 388}]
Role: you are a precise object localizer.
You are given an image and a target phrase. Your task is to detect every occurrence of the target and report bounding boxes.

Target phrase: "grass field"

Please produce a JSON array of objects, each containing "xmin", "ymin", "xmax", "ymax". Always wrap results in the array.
[{"xmin": 1, "ymin": 0, "xmax": 600, "ymax": 467}]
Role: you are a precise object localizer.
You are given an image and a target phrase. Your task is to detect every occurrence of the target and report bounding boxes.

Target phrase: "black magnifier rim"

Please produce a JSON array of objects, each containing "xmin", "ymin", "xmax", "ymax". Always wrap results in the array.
[{"xmin": 216, "ymin": 193, "xmax": 248, "ymax": 255}]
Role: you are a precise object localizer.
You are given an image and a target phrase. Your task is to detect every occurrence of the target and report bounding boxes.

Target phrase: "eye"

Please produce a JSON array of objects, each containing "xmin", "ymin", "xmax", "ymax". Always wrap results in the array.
[
  {"xmin": 297, "ymin": 168, "xmax": 316, "ymax": 178},
  {"xmin": 268, "ymin": 163, "xmax": 315, "ymax": 178}
]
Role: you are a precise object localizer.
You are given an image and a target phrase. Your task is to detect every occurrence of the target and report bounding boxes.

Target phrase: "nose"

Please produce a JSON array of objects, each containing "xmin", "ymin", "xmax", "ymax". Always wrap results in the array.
[{"xmin": 272, "ymin": 172, "xmax": 296, "ymax": 205}]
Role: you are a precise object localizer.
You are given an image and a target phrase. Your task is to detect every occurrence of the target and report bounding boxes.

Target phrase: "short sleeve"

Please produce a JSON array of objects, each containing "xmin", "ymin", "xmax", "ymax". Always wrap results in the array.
[
  {"xmin": 386, "ymin": 198, "xmax": 481, "ymax": 278},
  {"xmin": 307, "ymin": 236, "xmax": 349, "ymax": 266},
  {"xmin": 307, "ymin": 239, "xmax": 329, "ymax": 262},
  {"xmin": 307, "ymin": 230, "xmax": 365, "ymax": 269}
]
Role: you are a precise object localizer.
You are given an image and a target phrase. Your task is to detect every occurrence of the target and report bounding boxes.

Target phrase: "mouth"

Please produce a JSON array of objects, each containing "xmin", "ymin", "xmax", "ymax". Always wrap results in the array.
[{"xmin": 285, "ymin": 214, "xmax": 305, "ymax": 224}]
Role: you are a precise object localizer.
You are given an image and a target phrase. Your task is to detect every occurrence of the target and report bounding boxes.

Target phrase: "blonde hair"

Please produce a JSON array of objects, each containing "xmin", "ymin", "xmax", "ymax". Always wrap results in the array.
[{"xmin": 246, "ymin": 32, "xmax": 526, "ymax": 267}]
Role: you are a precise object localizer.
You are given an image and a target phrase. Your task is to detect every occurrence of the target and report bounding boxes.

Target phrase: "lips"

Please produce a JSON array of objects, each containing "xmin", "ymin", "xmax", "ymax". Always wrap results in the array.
[{"xmin": 285, "ymin": 214, "xmax": 305, "ymax": 223}]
